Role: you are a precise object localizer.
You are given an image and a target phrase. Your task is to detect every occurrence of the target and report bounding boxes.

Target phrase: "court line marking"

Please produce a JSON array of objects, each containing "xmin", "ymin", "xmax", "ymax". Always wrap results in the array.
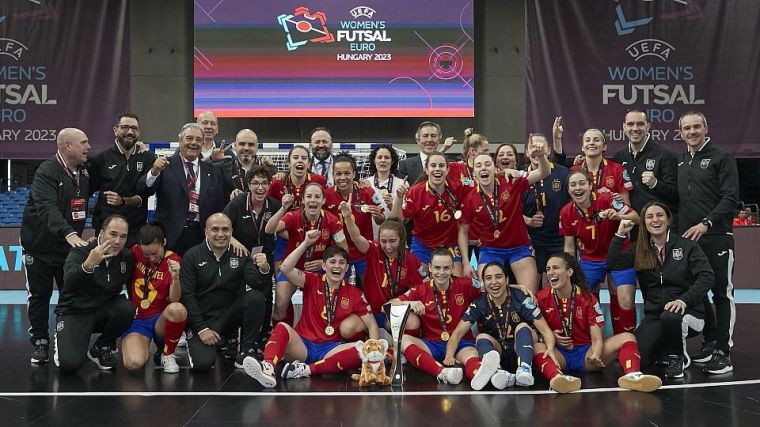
[{"xmin": 2, "ymin": 378, "xmax": 759, "ymax": 397}]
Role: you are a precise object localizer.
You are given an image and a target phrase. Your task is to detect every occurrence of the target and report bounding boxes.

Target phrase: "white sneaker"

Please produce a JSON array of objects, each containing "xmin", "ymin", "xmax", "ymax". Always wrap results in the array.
[
  {"xmin": 281, "ymin": 361, "xmax": 311, "ymax": 379},
  {"xmin": 436, "ymin": 367, "xmax": 463, "ymax": 385},
  {"xmin": 515, "ymin": 362, "xmax": 535, "ymax": 387},
  {"xmin": 161, "ymin": 353, "xmax": 180, "ymax": 374},
  {"xmin": 177, "ymin": 332, "xmax": 188, "ymax": 347},
  {"xmin": 470, "ymin": 350, "xmax": 500, "ymax": 390},
  {"xmin": 243, "ymin": 357, "xmax": 277, "ymax": 388},
  {"xmin": 490, "ymin": 369, "xmax": 516, "ymax": 390},
  {"xmin": 549, "ymin": 375, "xmax": 581, "ymax": 393},
  {"xmin": 617, "ymin": 372, "xmax": 662, "ymax": 393}
]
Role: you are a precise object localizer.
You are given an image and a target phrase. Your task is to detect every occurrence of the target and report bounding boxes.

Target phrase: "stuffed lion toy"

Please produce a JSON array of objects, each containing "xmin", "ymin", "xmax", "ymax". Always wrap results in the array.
[{"xmin": 351, "ymin": 338, "xmax": 392, "ymax": 386}]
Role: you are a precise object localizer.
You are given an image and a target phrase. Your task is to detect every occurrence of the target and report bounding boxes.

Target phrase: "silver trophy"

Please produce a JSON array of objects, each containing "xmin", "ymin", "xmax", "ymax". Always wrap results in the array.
[{"xmin": 383, "ymin": 303, "xmax": 411, "ymax": 386}]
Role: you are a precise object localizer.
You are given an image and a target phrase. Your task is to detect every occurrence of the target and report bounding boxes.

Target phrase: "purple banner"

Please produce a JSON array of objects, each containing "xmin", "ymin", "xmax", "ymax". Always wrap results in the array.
[
  {"xmin": 0, "ymin": 0, "xmax": 129, "ymax": 159},
  {"xmin": 527, "ymin": 0, "xmax": 760, "ymax": 158}
]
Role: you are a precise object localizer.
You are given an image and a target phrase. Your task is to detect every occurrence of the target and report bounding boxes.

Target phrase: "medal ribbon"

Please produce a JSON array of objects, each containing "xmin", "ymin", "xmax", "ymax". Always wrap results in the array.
[
  {"xmin": 323, "ymin": 277, "xmax": 343, "ymax": 331},
  {"xmin": 428, "ymin": 183, "xmax": 460, "ymax": 217},
  {"xmin": 552, "ymin": 285, "xmax": 577, "ymax": 340},
  {"xmin": 478, "ymin": 178, "xmax": 501, "ymax": 231},
  {"xmin": 431, "ymin": 282, "xmax": 450, "ymax": 335},
  {"xmin": 383, "ymin": 255, "xmax": 403, "ymax": 298},
  {"xmin": 487, "ymin": 291, "xmax": 512, "ymax": 341}
]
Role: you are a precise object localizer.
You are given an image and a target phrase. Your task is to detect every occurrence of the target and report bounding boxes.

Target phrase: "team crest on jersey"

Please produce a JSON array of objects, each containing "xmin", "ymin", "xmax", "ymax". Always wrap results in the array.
[
  {"xmin": 501, "ymin": 191, "xmax": 511, "ymax": 202},
  {"xmin": 322, "ymin": 229, "xmax": 330, "ymax": 239},
  {"xmin": 25, "ymin": 254, "xmax": 33, "ymax": 265},
  {"xmin": 455, "ymin": 293, "xmax": 465, "ymax": 306},
  {"xmin": 605, "ymin": 176, "xmax": 615, "ymax": 189},
  {"xmin": 672, "ymin": 248, "xmax": 683, "ymax": 261},
  {"xmin": 700, "ymin": 159, "xmax": 711, "ymax": 169},
  {"xmin": 341, "ymin": 296, "xmax": 350, "ymax": 309},
  {"xmin": 576, "ymin": 307, "xmax": 584, "ymax": 319},
  {"xmin": 511, "ymin": 312, "xmax": 521, "ymax": 323},
  {"xmin": 136, "ymin": 161, "xmax": 144, "ymax": 172},
  {"xmin": 263, "ymin": 212, "xmax": 272, "ymax": 222},
  {"xmin": 120, "ymin": 262, "xmax": 127, "ymax": 273},
  {"xmin": 645, "ymin": 159, "xmax": 655, "ymax": 170},
  {"xmin": 552, "ymin": 179, "xmax": 561, "ymax": 192},
  {"xmin": 400, "ymin": 268, "xmax": 407, "ymax": 279},
  {"xmin": 230, "ymin": 257, "xmax": 239, "ymax": 269}
]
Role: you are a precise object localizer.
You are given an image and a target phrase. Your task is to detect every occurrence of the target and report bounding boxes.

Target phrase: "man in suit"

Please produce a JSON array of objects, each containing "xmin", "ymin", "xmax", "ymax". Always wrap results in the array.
[
  {"xmin": 309, "ymin": 127, "xmax": 335, "ymax": 186},
  {"xmin": 398, "ymin": 121, "xmax": 454, "ymax": 183},
  {"xmin": 138, "ymin": 123, "xmax": 225, "ymax": 255}
]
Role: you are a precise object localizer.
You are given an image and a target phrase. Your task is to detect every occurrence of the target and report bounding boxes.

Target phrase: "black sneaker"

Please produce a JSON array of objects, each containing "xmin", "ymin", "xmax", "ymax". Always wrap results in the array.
[
  {"xmin": 234, "ymin": 348, "xmax": 258, "ymax": 369},
  {"xmin": 31, "ymin": 339, "xmax": 49, "ymax": 364},
  {"xmin": 153, "ymin": 346, "xmax": 163, "ymax": 366},
  {"xmin": 88, "ymin": 344, "xmax": 117, "ymax": 370},
  {"xmin": 224, "ymin": 338, "xmax": 239, "ymax": 360},
  {"xmin": 691, "ymin": 341, "xmax": 717, "ymax": 364},
  {"xmin": 664, "ymin": 355, "xmax": 684, "ymax": 379},
  {"xmin": 703, "ymin": 350, "xmax": 733, "ymax": 374},
  {"xmin": 654, "ymin": 355, "xmax": 669, "ymax": 367}
]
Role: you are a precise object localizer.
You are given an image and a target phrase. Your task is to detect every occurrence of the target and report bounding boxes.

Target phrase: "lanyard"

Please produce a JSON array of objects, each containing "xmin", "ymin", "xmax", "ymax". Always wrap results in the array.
[
  {"xmin": 383, "ymin": 254, "xmax": 403, "ymax": 298},
  {"xmin": 374, "ymin": 175, "xmax": 394, "ymax": 195},
  {"xmin": 182, "ymin": 160, "xmax": 198, "ymax": 189},
  {"xmin": 574, "ymin": 197, "xmax": 600, "ymax": 224},
  {"xmin": 583, "ymin": 159, "xmax": 606, "ymax": 191},
  {"xmin": 140, "ymin": 253, "xmax": 166, "ymax": 306},
  {"xmin": 56, "ymin": 153, "xmax": 81, "ymax": 196},
  {"xmin": 431, "ymin": 281, "xmax": 450, "ymax": 335},
  {"xmin": 247, "ymin": 194, "xmax": 269, "ymax": 245},
  {"xmin": 478, "ymin": 178, "xmax": 501, "ymax": 231},
  {"xmin": 323, "ymin": 278, "xmax": 342, "ymax": 330},
  {"xmin": 487, "ymin": 292, "xmax": 512, "ymax": 341},
  {"xmin": 552, "ymin": 285, "xmax": 577, "ymax": 339},
  {"xmin": 285, "ymin": 175, "xmax": 305, "ymax": 210},
  {"xmin": 428, "ymin": 183, "xmax": 461, "ymax": 219},
  {"xmin": 302, "ymin": 211, "xmax": 322, "ymax": 261}
]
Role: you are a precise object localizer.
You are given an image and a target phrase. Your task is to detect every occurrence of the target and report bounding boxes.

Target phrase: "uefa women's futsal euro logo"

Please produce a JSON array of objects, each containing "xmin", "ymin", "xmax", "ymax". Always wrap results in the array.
[{"xmin": 277, "ymin": 7, "xmax": 335, "ymax": 51}]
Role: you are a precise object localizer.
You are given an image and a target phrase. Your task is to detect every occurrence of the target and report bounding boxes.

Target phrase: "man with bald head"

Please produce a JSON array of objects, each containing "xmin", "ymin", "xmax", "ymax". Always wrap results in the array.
[
  {"xmin": 180, "ymin": 213, "xmax": 270, "ymax": 371},
  {"xmin": 309, "ymin": 127, "xmax": 335, "ymax": 186},
  {"xmin": 138, "ymin": 123, "xmax": 226, "ymax": 255},
  {"xmin": 220, "ymin": 129, "xmax": 277, "ymax": 200},
  {"xmin": 21, "ymin": 128, "xmax": 92, "ymax": 364}
]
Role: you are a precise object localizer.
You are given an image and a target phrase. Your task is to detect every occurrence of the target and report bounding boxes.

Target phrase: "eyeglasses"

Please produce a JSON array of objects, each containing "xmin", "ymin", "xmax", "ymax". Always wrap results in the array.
[
  {"xmin": 117, "ymin": 125, "xmax": 140, "ymax": 132},
  {"xmin": 249, "ymin": 181, "xmax": 270, "ymax": 188}
]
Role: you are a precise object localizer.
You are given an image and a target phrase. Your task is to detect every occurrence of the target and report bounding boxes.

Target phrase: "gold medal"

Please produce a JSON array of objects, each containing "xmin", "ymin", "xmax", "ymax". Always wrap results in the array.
[
  {"xmin": 325, "ymin": 325, "xmax": 335, "ymax": 336},
  {"xmin": 440, "ymin": 331, "xmax": 450, "ymax": 341},
  {"xmin": 380, "ymin": 189, "xmax": 389, "ymax": 197},
  {"xmin": 493, "ymin": 230, "xmax": 501, "ymax": 239},
  {"xmin": 360, "ymin": 204, "xmax": 371, "ymax": 213},
  {"xmin": 454, "ymin": 210, "xmax": 462, "ymax": 220},
  {"xmin": 140, "ymin": 299, "xmax": 150, "ymax": 310}
]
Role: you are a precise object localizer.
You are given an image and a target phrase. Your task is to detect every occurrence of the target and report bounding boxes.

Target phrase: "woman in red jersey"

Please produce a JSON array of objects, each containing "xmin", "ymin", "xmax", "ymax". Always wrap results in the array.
[
  {"xmin": 559, "ymin": 170, "xmax": 639, "ymax": 335},
  {"xmin": 122, "ymin": 222, "xmax": 187, "ymax": 374},
  {"xmin": 534, "ymin": 253, "xmax": 661, "ymax": 393},
  {"xmin": 390, "ymin": 151, "xmax": 465, "ymax": 275},
  {"xmin": 265, "ymin": 182, "xmax": 348, "ymax": 323},
  {"xmin": 458, "ymin": 140, "xmax": 550, "ymax": 293}
]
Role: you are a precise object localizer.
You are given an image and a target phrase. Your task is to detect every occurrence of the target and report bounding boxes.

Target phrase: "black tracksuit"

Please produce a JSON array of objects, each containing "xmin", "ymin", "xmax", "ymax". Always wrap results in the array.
[
  {"xmin": 87, "ymin": 143, "xmax": 156, "ymax": 245},
  {"xmin": 677, "ymin": 139, "xmax": 739, "ymax": 353},
  {"xmin": 20, "ymin": 156, "xmax": 89, "ymax": 345},
  {"xmin": 608, "ymin": 233, "xmax": 713, "ymax": 367},
  {"xmin": 180, "ymin": 241, "xmax": 269, "ymax": 371},
  {"xmin": 613, "ymin": 135, "xmax": 679, "ymax": 217},
  {"xmin": 218, "ymin": 157, "xmax": 278, "ymax": 200},
  {"xmin": 54, "ymin": 241, "xmax": 136, "ymax": 373}
]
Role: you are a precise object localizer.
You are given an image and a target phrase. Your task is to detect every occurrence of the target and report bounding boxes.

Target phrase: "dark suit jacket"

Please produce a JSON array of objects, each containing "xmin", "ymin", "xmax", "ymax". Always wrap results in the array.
[
  {"xmin": 398, "ymin": 155, "xmax": 424, "ymax": 183},
  {"xmin": 137, "ymin": 155, "xmax": 225, "ymax": 247}
]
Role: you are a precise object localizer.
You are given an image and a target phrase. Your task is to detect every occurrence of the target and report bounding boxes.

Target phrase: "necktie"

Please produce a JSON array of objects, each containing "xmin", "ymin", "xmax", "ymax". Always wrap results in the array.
[
  {"xmin": 319, "ymin": 160, "xmax": 328, "ymax": 176},
  {"xmin": 186, "ymin": 161, "xmax": 196, "ymax": 190}
]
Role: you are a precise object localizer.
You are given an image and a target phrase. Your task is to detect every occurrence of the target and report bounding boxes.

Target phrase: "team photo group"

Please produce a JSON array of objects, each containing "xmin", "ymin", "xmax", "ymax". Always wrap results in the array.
[{"xmin": 22, "ymin": 108, "xmax": 738, "ymax": 393}]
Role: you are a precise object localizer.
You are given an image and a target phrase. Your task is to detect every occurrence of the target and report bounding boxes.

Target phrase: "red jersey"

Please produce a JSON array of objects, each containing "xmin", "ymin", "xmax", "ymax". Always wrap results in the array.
[
  {"xmin": 460, "ymin": 175, "xmax": 531, "ymax": 248},
  {"xmin": 268, "ymin": 173, "xmax": 327, "ymax": 211},
  {"xmin": 295, "ymin": 272, "xmax": 373, "ymax": 343},
  {"xmin": 572, "ymin": 159, "xmax": 633, "ymax": 194},
  {"xmin": 324, "ymin": 186, "xmax": 382, "ymax": 262},
  {"xmin": 129, "ymin": 246, "xmax": 182, "ymax": 319},
  {"xmin": 448, "ymin": 161, "xmax": 476, "ymax": 190},
  {"xmin": 402, "ymin": 181, "xmax": 464, "ymax": 248},
  {"xmin": 559, "ymin": 192, "xmax": 631, "ymax": 261},
  {"xmin": 536, "ymin": 286, "xmax": 605, "ymax": 347},
  {"xmin": 362, "ymin": 242, "xmax": 426, "ymax": 314},
  {"xmin": 398, "ymin": 277, "xmax": 481, "ymax": 340},
  {"xmin": 281, "ymin": 210, "xmax": 343, "ymax": 267}
]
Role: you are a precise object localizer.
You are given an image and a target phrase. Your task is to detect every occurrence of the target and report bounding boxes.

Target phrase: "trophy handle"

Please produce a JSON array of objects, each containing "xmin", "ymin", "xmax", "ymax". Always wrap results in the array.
[{"xmin": 383, "ymin": 303, "xmax": 411, "ymax": 387}]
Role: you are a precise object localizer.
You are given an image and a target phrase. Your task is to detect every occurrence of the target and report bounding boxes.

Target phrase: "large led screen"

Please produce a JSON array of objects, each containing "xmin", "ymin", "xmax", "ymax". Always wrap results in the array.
[{"xmin": 194, "ymin": 0, "xmax": 474, "ymax": 117}]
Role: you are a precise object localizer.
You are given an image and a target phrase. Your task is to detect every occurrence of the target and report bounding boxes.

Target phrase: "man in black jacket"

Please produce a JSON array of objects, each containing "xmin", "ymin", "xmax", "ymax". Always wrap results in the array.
[
  {"xmin": 21, "ymin": 128, "xmax": 91, "ymax": 365},
  {"xmin": 54, "ymin": 215, "xmax": 136, "ymax": 373},
  {"xmin": 219, "ymin": 129, "xmax": 277, "ymax": 201},
  {"xmin": 677, "ymin": 111, "xmax": 739, "ymax": 374},
  {"xmin": 613, "ymin": 109, "xmax": 679, "ymax": 218},
  {"xmin": 181, "ymin": 213, "xmax": 270, "ymax": 372},
  {"xmin": 88, "ymin": 113, "xmax": 156, "ymax": 246}
]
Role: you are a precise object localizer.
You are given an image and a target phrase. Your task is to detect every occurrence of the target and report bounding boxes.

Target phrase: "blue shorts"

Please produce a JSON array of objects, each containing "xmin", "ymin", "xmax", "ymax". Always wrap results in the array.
[
  {"xmin": 274, "ymin": 236, "xmax": 288, "ymax": 262},
  {"xmin": 421, "ymin": 338, "xmax": 475, "ymax": 362},
  {"xmin": 374, "ymin": 313, "xmax": 387, "ymax": 329},
  {"xmin": 479, "ymin": 245, "xmax": 534, "ymax": 266},
  {"xmin": 410, "ymin": 236, "xmax": 462, "ymax": 264},
  {"xmin": 557, "ymin": 344, "xmax": 591, "ymax": 372},
  {"xmin": 347, "ymin": 260, "xmax": 366, "ymax": 279},
  {"xmin": 580, "ymin": 259, "xmax": 637, "ymax": 291},
  {"xmin": 122, "ymin": 314, "xmax": 160, "ymax": 340},
  {"xmin": 301, "ymin": 337, "xmax": 342, "ymax": 364}
]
